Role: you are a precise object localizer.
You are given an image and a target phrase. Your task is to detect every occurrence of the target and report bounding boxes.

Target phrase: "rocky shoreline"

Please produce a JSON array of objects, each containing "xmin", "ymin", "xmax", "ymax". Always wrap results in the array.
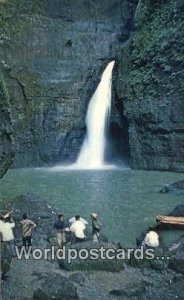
[{"xmin": 1, "ymin": 193, "xmax": 184, "ymax": 300}]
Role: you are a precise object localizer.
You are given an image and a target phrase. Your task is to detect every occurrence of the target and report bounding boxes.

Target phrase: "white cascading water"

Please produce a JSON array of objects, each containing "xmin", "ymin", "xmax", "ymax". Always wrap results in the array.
[{"xmin": 76, "ymin": 60, "xmax": 115, "ymax": 169}]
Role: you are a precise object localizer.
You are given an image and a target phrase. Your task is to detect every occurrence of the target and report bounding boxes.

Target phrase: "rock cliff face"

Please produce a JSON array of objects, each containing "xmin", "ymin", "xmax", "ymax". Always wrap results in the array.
[
  {"xmin": 117, "ymin": 0, "xmax": 184, "ymax": 171},
  {"xmin": 0, "ymin": 73, "xmax": 14, "ymax": 178},
  {"xmin": 0, "ymin": 0, "xmax": 136, "ymax": 167}
]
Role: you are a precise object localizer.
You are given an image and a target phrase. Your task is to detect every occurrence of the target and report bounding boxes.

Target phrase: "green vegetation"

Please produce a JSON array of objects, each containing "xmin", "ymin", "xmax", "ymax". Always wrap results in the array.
[{"xmin": 119, "ymin": 0, "xmax": 184, "ymax": 103}]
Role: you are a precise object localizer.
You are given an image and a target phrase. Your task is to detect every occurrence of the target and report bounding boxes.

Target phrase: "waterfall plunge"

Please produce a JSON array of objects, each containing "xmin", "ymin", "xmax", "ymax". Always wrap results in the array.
[{"xmin": 76, "ymin": 61, "xmax": 115, "ymax": 169}]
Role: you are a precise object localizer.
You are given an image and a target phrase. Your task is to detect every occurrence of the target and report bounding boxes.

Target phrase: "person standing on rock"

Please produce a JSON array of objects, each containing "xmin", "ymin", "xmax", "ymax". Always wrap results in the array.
[
  {"xmin": 142, "ymin": 230, "xmax": 159, "ymax": 248},
  {"xmin": 0, "ymin": 211, "xmax": 16, "ymax": 257},
  {"xmin": 20, "ymin": 213, "xmax": 37, "ymax": 250},
  {"xmin": 91, "ymin": 213, "xmax": 102, "ymax": 242},
  {"xmin": 54, "ymin": 214, "xmax": 67, "ymax": 248},
  {"xmin": 70, "ymin": 215, "xmax": 86, "ymax": 243}
]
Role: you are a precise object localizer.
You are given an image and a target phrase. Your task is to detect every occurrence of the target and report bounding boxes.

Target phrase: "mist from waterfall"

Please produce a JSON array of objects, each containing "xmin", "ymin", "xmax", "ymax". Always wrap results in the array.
[{"xmin": 76, "ymin": 61, "xmax": 115, "ymax": 169}]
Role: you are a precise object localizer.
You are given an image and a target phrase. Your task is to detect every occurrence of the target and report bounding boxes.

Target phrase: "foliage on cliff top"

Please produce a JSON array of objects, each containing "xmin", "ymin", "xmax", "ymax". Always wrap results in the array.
[{"xmin": 119, "ymin": 0, "xmax": 184, "ymax": 103}]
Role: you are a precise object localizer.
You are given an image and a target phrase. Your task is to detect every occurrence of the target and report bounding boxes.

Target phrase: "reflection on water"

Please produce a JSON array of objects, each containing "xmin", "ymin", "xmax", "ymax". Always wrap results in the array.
[{"xmin": 0, "ymin": 168, "xmax": 183, "ymax": 247}]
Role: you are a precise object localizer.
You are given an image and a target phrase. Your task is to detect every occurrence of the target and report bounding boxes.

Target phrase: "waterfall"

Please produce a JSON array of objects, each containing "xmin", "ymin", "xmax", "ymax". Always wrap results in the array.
[{"xmin": 76, "ymin": 60, "xmax": 115, "ymax": 169}]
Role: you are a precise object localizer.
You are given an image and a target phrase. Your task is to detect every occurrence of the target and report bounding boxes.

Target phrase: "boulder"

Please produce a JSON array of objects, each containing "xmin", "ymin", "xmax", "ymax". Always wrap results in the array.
[
  {"xmin": 129, "ymin": 246, "xmax": 169, "ymax": 270},
  {"xmin": 110, "ymin": 282, "xmax": 146, "ymax": 297},
  {"xmin": 168, "ymin": 204, "xmax": 184, "ymax": 217},
  {"xmin": 160, "ymin": 180, "xmax": 184, "ymax": 195},
  {"xmin": 168, "ymin": 252, "xmax": 184, "ymax": 274},
  {"xmin": 0, "ymin": 240, "xmax": 12, "ymax": 279},
  {"xmin": 168, "ymin": 237, "xmax": 184, "ymax": 274},
  {"xmin": 85, "ymin": 233, "xmax": 108, "ymax": 243},
  {"xmin": 33, "ymin": 273, "xmax": 79, "ymax": 300},
  {"xmin": 69, "ymin": 272, "xmax": 85, "ymax": 286},
  {"xmin": 150, "ymin": 259, "xmax": 169, "ymax": 271},
  {"xmin": 142, "ymin": 279, "xmax": 184, "ymax": 300},
  {"xmin": 58, "ymin": 241, "xmax": 124, "ymax": 272}
]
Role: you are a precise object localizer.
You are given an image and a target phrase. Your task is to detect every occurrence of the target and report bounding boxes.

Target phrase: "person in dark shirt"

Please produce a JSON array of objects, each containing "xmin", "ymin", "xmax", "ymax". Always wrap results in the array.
[{"xmin": 54, "ymin": 214, "xmax": 66, "ymax": 247}]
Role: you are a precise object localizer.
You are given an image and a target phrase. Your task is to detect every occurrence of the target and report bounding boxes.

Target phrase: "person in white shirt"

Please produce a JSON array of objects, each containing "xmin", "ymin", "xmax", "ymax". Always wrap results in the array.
[
  {"xmin": 142, "ymin": 230, "xmax": 159, "ymax": 248},
  {"xmin": 70, "ymin": 215, "xmax": 86, "ymax": 243},
  {"xmin": 69, "ymin": 216, "xmax": 88, "ymax": 225},
  {"xmin": 0, "ymin": 214, "xmax": 16, "ymax": 257}
]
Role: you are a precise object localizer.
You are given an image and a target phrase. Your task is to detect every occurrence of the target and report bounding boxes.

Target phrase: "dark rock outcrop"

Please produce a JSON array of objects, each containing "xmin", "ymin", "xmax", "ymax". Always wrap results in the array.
[
  {"xmin": 129, "ymin": 246, "xmax": 169, "ymax": 270},
  {"xmin": 3, "ymin": 193, "xmax": 58, "ymax": 248},
  {"xmin": 169, "ymin": 204, "xmax": 184, "ymax": 217},
  {"xmin": 168, "ymin": 251, "xmax": 184, "ymax": 274},
  {"xmin": 117, "ymin": 0, "xmax": 184, "ymax": 171},
  {"xmin": 0, "ymin": 73, "xmax": 14, "ymax": 178},
  {"xmin": 142, "ymin": 278, "xmax": 184, "ymax": 300},
  {"xmin": 69, "ymin": 272, "xmax": 85, "ymax": 286},
  {"xmin": 160, "ymin": 180, "xmax": 184, "ymax": 195},
  {"xmin": 0, "ymin": 241, "xmax": 12, "ymax": 279},
  {"xmin": 33, "ymin": 273, "xmax": 79, "ymax": 300},
  {"xmin": 59, "ymin": 241, "xmax": 124, "ymax": 272},
  {"xmin": 110, "ymin": 283, "xmax": 146, "ymax": 298},
  {"xmin": 168, "ymin": 237, "xmax": 184, "ymax": 274},
  {"xmin": 0, "ymin": 0, "xmax": 137, "ymax": 167},
  {"xmin": 131, "ymin": 237, "xmax": 184, "ymax": 273}
]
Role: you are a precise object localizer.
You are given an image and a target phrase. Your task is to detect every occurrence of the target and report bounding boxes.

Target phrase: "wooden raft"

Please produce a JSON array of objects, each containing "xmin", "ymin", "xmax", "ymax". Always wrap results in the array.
[{"xmin": 156, "ymin": 215, "xmax": 184, "ymax": 226}]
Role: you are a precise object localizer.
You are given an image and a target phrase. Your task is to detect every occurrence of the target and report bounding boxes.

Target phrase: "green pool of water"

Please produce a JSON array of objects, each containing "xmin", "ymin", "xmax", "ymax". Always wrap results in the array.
[{"xmin": 0, "ymin": 168, "xmax": 183, "ymax": 247}]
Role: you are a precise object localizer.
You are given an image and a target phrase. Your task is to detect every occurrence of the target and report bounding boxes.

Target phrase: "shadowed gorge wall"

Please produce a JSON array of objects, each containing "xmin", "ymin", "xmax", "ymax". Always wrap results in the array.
[
  {"xmin": 0, "ymin": 73, "xmax": 14, "ymax": 178},
  {"xmin": 117, "ymin": 0, "xmax": 184, "ymax": 171},
  {"xmin": 0, "ymin": 0, "xmax": 136, "ymax": 167}
]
